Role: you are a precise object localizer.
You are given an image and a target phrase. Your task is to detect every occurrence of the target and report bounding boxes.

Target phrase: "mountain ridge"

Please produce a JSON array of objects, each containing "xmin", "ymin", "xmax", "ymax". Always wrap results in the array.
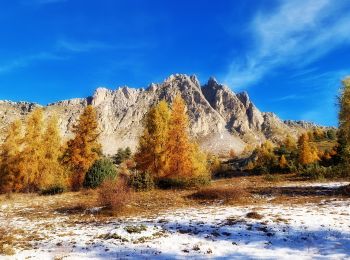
[{"xmin": 0, "ymin": 74, "xmax": 328, "ymax": 155}]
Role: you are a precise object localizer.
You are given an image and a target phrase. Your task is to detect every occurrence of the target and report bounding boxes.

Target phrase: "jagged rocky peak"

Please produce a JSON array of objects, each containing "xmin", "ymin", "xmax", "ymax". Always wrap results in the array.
[
  {"xmin": 164, "ymin": 74, "xmax": 201, "ymax": 90},
  {"xmin": 49, "ymin": 98, "xmax": 87, "ymax": 107},
  {"xmin": 0, "ymin": 73, "xmax": 330, "ymax": 155},
  {"xmin": 236, "ymin": 91, "xmax": 251, "ymax": 108},
  {"xmin": 0, "ymin": 100, "xmax": 39, "ymax": 112},
  {"xmin": 92, "ymin": 87, "xmax": 113, "ymax": 106},
  {"xmin": 284, "ymin": 120, "xmax": 323, "ymax": 129}
]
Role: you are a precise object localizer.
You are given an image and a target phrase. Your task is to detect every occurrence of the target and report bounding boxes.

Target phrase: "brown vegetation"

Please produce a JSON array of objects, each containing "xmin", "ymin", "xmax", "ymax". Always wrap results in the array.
[
  {"xmin": 189, "ymin": 185, "xmax": 251, "ymax": 204},
  {"xmin": 98, "ymin": 178, "xmax": 132, "ymax": 211}
]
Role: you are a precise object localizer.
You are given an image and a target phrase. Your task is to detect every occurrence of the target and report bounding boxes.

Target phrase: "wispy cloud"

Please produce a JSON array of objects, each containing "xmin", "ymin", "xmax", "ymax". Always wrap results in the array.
[
  {"xmin": 0, "ymin": 52, "xmax": 64, "ymax": 74},
  {"xmin": 56, "ymin": 39, "xmax": 113, "ymax": 53},
  {"xmin": 273, "ymin": 94, "xmax": 305, "ymax": 102},
  {"xmin": 56, "ymin": 39, "xmax": 153, "ymax": 53},
  {"xmin": 0, "ymin": 38, "xmax": 152, "ymax": 74},
  {"xmin": 296, "ymin": 69, "xmax": 349, "ymax": 125},
  {"xmin": 224, "ymin": 0, "xmax": 350, "ymax": 88}
]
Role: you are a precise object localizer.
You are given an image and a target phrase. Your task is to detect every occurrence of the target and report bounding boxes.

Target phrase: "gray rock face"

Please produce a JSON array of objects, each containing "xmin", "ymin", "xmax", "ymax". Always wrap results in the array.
[{"xmin": 0, "ymin": 74, "xmax": 325, "ymax": 155}]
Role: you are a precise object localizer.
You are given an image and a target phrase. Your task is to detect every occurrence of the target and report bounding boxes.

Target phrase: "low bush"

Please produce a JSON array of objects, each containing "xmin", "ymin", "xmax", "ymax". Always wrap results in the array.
[
  {"xmin": 84, "ymin": 158, "xmax": 117, "ymax": 189},
  {"xmin": 157, "ymin": 175, "xmax": 210, "ymax": 189},
  {"xmin": 124, "ymin": 224, "xmax": 147, "ymax": 234},
  {"xmin": 190, "ymin": 185, "xmax": 250, "ymax": 203},
  {"xmin": 300, "ymin": 164, "xmax": 326, "ymax": 180},
  {"xmin": 263, "ymin": 174, "xmax": 281, "ymax": 182},
  {"xmin": 98, "ymin": 178, "xmax": 132, "ymax": 211},
  {"xmin": 129, "ymin": 171, "xmax": 154, "ymax": 191},
  {"xmin": 246, "ymin": 211, "xmax": 263, "ymax": 219},
  {"xmin": 40, "ymin": 185, "xmax": 65, "ymax": 196},
  {"xmin": 300, "ymin": 164, "xmax": 349, "ymax": 180},
  {"xmin": 156, "ymin": 178, "xmax": 185, "ymax": 189}
]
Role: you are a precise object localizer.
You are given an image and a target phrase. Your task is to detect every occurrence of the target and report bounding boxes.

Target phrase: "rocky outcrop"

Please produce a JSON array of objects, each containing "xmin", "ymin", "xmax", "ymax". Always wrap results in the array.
[{"xmin": 0, "ymin": 74, "xmax": 326, "ymax": 155}]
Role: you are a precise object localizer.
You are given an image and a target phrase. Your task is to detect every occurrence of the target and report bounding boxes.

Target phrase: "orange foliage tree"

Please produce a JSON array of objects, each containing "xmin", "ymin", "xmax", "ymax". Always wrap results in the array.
[
  {"xmin": 40, "ymin": 114, "xmax": 66, "ymax": 189},
  {"xmin": 19, "ymin": 108, "xmax": 45, "ymax": 192},
  {"xmin": 0, "ymin": 120, "xmax": 23, "ymax": 192},
  {"xmin": 338, "ymin": 77, "xmax": 350, "ymax": 164},
  {"xmin": 279, "ymin": 154, "xmax": 288, "ymax": 168},
  {"xmin": 63, "ymin": 105, "xmax": 101, "ymax": 190},
  {"xmin": 135, "ymin": 100, "xmax": 170, "ymax": 178},
  {"xmin": 298, "ymin": 133, "xmax": 319, "ymax": 165},
  {"xmin": 164, "ymin": 96, "xmax": 208, "ymax": 179}
]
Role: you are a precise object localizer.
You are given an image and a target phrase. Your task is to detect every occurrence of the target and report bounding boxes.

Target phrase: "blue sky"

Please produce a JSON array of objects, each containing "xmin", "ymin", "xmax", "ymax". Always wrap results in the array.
[{"xmin": 0, "ymin": 0, "xmax": 350, "ymax": 126}]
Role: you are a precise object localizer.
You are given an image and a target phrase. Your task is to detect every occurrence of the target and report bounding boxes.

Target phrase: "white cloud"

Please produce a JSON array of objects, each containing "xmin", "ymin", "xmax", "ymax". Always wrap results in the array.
[
  {"xmin": 0, "ymin": 52, "xmax": 64, "ymax": 74},
  {"xmin": 224, "ymin": 0, "xmax": 350, "ymax": 89}
]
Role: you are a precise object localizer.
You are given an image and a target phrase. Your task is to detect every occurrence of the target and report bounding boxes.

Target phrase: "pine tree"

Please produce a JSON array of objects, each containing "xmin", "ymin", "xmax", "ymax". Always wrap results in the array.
[
  {"xmin": 63, "ymin": 105, "xmax": 101, "ymax": 190},
  {"xmin": 0, "ymin": 120, "xmax": 23, "ymax": 192},
  {"xmin": 338, "ymin": 77, "xmax": 350, "ymax": 164},
  {"xmin": 19, "ymin": 108, "xmax": 45, "ymax": 192},
  {"xmin": 39, "ymin": 114, "xmax": 66, "ymax": 189},
  {"xmin": 135, "ymin": 100, "xmax": 170, "ymax": 178}
]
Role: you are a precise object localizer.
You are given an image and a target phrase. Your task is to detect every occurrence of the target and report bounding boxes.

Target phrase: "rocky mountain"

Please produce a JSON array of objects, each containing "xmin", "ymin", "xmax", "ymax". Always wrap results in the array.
[{"xmin": 0, "ymin": 74, "xmax": 325, "ymax": 155}]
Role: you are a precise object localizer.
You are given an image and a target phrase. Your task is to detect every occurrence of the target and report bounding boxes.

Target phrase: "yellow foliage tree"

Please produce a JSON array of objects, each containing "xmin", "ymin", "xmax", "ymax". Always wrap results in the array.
[
  {"xmin": 39, "ymin": 115, "xmax": 66, "ymax": 189},
  {"xmin": 135, "ymin": 100, "xmax": 170, "ymax": 178},
  {"xmin": 284, "ymin": 134, "xmax": 296, "ymax": 150},
  {"xmin": 190, "ymin": 143, "xmax": 209, "ymax": 178},
  {"xmin": 279, "ymin": 154, "xmax": 288, "ymax": 168},
  {"xmin": 0, "ymin": 120, "xmax": 23, "ymax": 192},
  {"xmin": 164, "ymin": 96, "xmax": 208, "ymax": 179},
  {"xmin": 298, "ymin": 133, "xmax": 319, "ymax": 165},
  {"xmin": 338, "ymin": 77, "xmax": 350, "ymax": 164},
  {"xmin": 63, "ymin": 105, "xmax": 101, "ymax": 190},
  {"xmin": 19, "ymin": 108, "xmax": 45, "ymax": 192},
  {"xmin": 256, "ymin": 140, "xmax": 276, "ymax": 167}
]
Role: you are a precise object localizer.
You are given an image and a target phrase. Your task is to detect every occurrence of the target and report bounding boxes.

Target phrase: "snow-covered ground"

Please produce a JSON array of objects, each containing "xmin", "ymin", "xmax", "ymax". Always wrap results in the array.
[
  {"xmin": 281, "ymin": 181, "xmax": 350, "ymax": 188},
  {"xmin": 1, "ymin": 183, "xmax": 350, "ymax": 259}
]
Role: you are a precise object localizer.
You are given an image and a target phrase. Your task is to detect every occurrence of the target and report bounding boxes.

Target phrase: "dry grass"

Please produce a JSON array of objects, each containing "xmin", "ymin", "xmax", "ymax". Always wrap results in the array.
[
  {"xmin": 0, "ymin": 173, "xmax": 347, "ymax": 222},
  {"xmin": 189, "ymin": 185, "xmax": 252, "ymax": 204},
  {"xmin": 0, "ymin": 228, "xmax": 16, "ymax": 255}
]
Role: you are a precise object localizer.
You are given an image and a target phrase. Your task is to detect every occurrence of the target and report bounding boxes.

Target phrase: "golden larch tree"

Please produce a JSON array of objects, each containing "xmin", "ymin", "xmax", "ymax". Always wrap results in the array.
[
  {"xmin": 63, "ymin": 105, "xmax": 101, "ymax": 190},
  {"xmin": 190, "ymin": 143, "xmax": 209, "ymax": 178},
  {"xmin": 338, "ymin": 77, "xmax": 350, "ymax": 164},
  {"xmin": 256, "ymin": 141, "xmax": 276, "ymax": 167},
  {"xmin": 39, "ymin": 114, "xmax": 66, "ymax": 189},
  {"xmin": 135, "ymin": 100, "xmax": 170, "ymax": 178},
  {"xmin": 164, "ymin": 96, "xmax": 208, "ymax": 178},
  {"xmin": 279, "ymin": 154, "xmax": 288, "ymax": 168},
  {"xmin": 19, "ymin": 108, "xmax": 45, "ymax": 192},
  {"xmin": 298, "ymin": 133, "xmax": 319, "ymax": 165},
  {"xmin": 284, "ymin": 134, "xmax": 297, "ymax": 151},
  {"xmin": 0, "ymin": 120, "xmax": 23, "ymax": 192}
]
